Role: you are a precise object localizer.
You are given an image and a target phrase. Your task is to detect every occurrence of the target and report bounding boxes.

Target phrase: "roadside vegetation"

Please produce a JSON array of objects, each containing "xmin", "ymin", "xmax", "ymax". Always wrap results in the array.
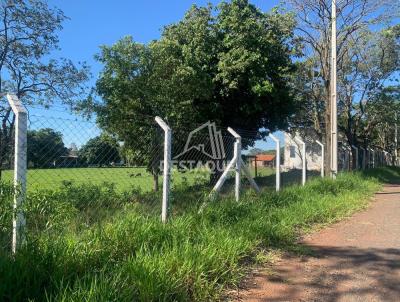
[{"xmin": 1, "ymin": 167, "xmax": 398, "ymax": 301}]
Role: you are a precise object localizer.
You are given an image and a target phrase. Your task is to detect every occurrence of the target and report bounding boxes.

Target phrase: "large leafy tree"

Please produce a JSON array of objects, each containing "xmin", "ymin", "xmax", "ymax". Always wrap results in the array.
[
  {"xmin": 357, "ymin": 86, "xmax": 400, "ymax": 156},
  {"xmin": 79, "ymin": 134, "xmax": 120, "ymax": 167},
  {"xmin": 27, "ymin": 128, "xmax": 67, "ymax": 168},
  {"xmin": 88, "ymin": 0, "xmax": 297, "ymax": 189},
  {"xmin": 337, "ymin": 26, "xmax": 399, "ymax": 149},
  {"xmin": 287, "ymin": 0, "xmax": 399, "ymax": 174},
  {"xmin": 0, "ymin": 0, "xmax": 89, "ymax": 178}
]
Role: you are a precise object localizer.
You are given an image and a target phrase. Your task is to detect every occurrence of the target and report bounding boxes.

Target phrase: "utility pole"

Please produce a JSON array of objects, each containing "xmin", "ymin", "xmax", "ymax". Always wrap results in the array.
[
  {"xmin": 330, "ymin": 0, "xmax": 338, "ymax": 178},
  {"xmin": 396, "ymin": 112, "xmax": 398, "ymax": 165}
]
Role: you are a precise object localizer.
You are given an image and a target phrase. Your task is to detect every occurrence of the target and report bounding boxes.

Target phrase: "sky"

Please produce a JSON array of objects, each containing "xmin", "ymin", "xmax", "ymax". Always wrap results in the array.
[
  {"xmin": 48, "ymin": 0, "xmax": 279, "ymax": 88},
  {"xmin": 29, "ymin": 0, "xmax": 283, "ymax": 150}
]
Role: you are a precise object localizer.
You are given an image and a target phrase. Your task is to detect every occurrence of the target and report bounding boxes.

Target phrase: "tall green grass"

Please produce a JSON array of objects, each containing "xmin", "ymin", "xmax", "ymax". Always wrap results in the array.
[{"xmin": 0, "ymin": 167, "xmax": 397, "ymax": 301}]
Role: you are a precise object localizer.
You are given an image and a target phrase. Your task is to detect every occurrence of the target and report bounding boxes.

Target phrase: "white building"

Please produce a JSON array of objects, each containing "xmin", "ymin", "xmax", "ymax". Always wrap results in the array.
[
  {"xmin": 283, "ymin": 132, "xmax": 322, "ymax": 171},
  {"xmin": 283, "ymin": 132, "xmax": 356, "ymax": 171}
]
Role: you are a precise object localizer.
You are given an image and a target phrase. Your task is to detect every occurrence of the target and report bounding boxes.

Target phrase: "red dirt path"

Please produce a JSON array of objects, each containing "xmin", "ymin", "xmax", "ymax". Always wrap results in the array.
[{"xmin": 237, "ymin": 184, "xmax": 400, "ymax": 302}]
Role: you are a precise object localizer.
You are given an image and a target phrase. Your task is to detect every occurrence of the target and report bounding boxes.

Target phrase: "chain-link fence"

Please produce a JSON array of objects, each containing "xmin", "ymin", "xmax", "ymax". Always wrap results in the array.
[
  {"xmin": 1, "ymin": 114, "xmax": 392, "ymax": 199},
  {"xmin": 0, "ymin": 114, "xmax": 159, "ymax": 194},
  {"xmin": 0, "ymin": 105, "xmax": 15, "ymax": 252},
  {"xmin": 0, "ymin": 94, "xmax": 396, "ymax": 253}
]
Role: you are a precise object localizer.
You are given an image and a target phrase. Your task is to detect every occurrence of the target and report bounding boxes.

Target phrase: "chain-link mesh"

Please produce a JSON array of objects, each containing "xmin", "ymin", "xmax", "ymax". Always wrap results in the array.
[
  {"xmin": 8, "ymin": 115, "xmax": 167, "ymax": 194},
  {"xmin": 1, "ymin": 105, "xmax": 394, "ymax": 253},
  {"xmin": 241, "ymin": 135, "xmax": 276, "ymax": 191},
  {"xmin": 169, "ymin": 124, "xmax": 237, "ymax": 202},
  {"xmin": 277, "ymin": 133, "xmax": 321, "ymax": 186},
  {"xmin": 1, "ymin": 113, "xmax": 390, "ymax": 199},
  {"xmin": 0, "ymin": 107, "xmax": 15, "ymax": 252}
]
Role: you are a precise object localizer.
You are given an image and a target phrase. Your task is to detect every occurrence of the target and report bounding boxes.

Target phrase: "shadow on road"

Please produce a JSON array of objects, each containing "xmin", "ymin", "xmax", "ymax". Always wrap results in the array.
[{"xmin": 251, "ymin": 246, "xmax": 400, "ymax": 302}]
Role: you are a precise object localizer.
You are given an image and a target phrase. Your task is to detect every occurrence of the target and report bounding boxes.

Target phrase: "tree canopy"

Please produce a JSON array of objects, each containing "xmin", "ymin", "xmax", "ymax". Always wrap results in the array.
[
  {"xmin": 286, "ymin": 0, "xmax": 399, "ymax": 171},
  {"xmin": 0, "ymin": 0, "xmax": 90, "ymax": 178},
  {"xmin": 79, "ymin": 135, "xmax": 121, "ymax": 167},
  {"xmin": 85, "ymin": 0, "xmax": 298, "ymax": 187},
  {"xmin": 27, "ymin": 128, "xmax": 67, "ymax": 168},
  {"xmin": 93, "ymin": 1, "xmax": 297, "ymax": 136}
]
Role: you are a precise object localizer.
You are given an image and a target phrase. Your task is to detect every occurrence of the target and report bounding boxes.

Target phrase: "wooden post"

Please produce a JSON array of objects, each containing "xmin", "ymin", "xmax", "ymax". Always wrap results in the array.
[
  {"xmin": 155, "ymin": 117, "xmax": 172, "ymax": 223},
  {"xmin": 7, "ymin": 94, "xmax": 27, "ymax": 254}
]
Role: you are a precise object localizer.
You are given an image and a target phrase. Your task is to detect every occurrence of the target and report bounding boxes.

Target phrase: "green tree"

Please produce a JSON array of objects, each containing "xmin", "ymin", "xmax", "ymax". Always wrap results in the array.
[
  {"xmin": 79, "ymin": 135, "xmax": 121, "ymax": 167},
  {"xmin": 357, "ymin": 86, "xmax": 400, "ymax": 155},
  {"xmin": 0, "ymin": 0, "xmax": 89, "ymax": 179},
  {"xmin": 27, "ymin": 128, "xmax": 67, "ymax": 168},
  {"xmin": 86, "ymin": 0, "xmax": 297, "ymax": 188},
  {"xmin": 287, "ymin": 0, "xmax": 399, "ymax": 174}
]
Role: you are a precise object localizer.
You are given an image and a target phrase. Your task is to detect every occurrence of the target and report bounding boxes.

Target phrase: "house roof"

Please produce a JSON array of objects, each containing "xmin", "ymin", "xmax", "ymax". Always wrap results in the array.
[{"xmin": 254, "ymin": 154, "xmax": 275, "ymax": 162}]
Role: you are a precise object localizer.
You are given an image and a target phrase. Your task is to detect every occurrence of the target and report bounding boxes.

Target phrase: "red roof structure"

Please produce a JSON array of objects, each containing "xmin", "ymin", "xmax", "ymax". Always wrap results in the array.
[{"xmin": 254, "ymin": 154, "xmax": 276, "ymax": 162}]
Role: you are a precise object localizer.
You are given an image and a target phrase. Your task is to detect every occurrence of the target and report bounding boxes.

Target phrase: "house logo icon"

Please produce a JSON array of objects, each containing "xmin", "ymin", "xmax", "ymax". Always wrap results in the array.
[{"xmin": 174, "ymin": 121, "xmax": 226, "ymax": 160}]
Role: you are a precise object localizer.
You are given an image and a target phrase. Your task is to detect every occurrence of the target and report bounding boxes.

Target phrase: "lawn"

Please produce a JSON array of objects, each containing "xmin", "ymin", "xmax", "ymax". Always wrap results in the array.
[
  {"xmin": 1, "ymin": 167, "xmax": 211, "ymax": 192},
  {"xmin": 1, "ymin": 167, "xmax": 396, "ymax": 301},
  {"xmin": 1, "ymin": 165, "xmax": 316, "ymax": 193}
]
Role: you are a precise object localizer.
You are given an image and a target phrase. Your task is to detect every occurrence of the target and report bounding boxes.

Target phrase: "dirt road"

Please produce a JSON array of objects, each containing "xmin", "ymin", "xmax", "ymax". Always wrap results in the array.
[{"xmin": 238, "ymin": 184, "xmax": 400, "ymax": 302}]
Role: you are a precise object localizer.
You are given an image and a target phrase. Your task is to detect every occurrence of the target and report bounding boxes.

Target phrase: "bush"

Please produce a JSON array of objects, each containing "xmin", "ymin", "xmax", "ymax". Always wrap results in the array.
[{"xmin": 0, "ymin": 181, "xmax": 14, "ymax": 251}]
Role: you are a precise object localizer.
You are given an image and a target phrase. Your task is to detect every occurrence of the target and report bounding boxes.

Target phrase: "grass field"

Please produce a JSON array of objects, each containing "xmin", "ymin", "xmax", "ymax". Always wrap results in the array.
[
  {"xmin": 1, "ymin": 165, "xmax": 317, "ymax": 193},
  {"xmin": 2, "ymin": 167, "xmax": 212, "ymax": 192},
  {"xmin": 1, "ymin": 167, "xmax": 396, "ymax": 301}
]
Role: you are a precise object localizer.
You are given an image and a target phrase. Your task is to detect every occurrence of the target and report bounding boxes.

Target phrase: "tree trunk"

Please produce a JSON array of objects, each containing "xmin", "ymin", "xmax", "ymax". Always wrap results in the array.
[{"xmin": 153, "ymin": 173, "xmax": 159, "ymax": 192}]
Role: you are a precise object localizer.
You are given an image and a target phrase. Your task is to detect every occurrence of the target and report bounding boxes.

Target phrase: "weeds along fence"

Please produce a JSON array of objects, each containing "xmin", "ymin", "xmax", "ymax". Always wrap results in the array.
[{"xmin": 0, "ymin": 94, "xmax": 395, "ymax": 253}]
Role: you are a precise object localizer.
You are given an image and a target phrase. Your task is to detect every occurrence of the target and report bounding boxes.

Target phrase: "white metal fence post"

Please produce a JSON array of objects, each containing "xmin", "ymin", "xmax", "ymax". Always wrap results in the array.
[
  {"xmin": 155, "ymin": 117, "xmax": 172, "ymax": 223},
  {"xmin": 210, "ymin": 154, "xmax": 238, "ymax": 197},
  {"xmin": 294, "ymin": 136, "xmax": 306, "ymax": 186},
  {"xmin": 228, "ymin": 127, "xmax": 241, "ymax": 201},
  {"xmin": 7, "ymin": 94, "xmax": 27, "ymax": 254},
  {"xmin": 269, "ymin": 134, "xmax": 281, "ymax": 191},
  {"xmin": 210, "ymin": 127, "xmax": 259, "ymax": 200},
  {"xmin": 234, "ymin": 141, "xmax": 241, "ymax": 201},
  {"xmin": 316, "ymin": 140, "xmax": 324, "ymax": 177}
]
